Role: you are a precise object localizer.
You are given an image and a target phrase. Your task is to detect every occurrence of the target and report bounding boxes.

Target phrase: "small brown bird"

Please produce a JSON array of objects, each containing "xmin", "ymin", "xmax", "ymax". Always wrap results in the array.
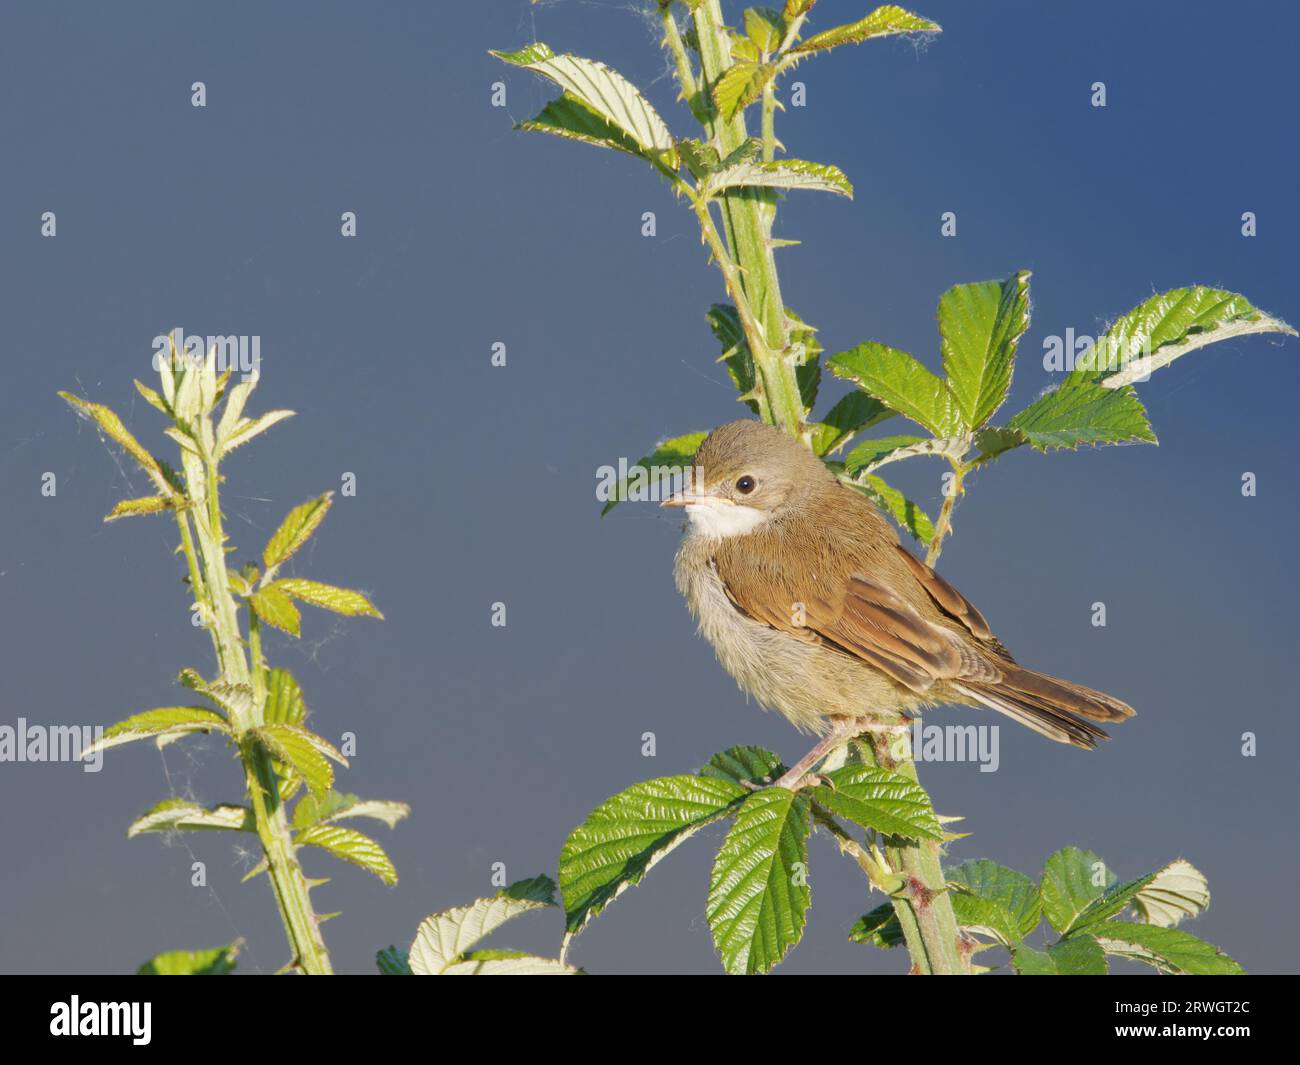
[{"xmin": 665, "ymin": 420, "xmax": 1134, "ymax": 788}]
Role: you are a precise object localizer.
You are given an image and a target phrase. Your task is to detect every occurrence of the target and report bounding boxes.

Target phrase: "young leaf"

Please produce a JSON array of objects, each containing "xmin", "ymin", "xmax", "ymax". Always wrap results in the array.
[
  {"xmin": 600, "ymin": 431, "xmax": 707, "ymax": 515},
  {"xmin": 1072, "ymin": 285, "xmax": 1296, "ymax": 389},
  {"xmin": 269, "ymin": 578, "xmax": 383, "ymax": 619},
  {"xmin": 518, "ymin": 92, "xmax": 649, "ymax": 161},
  {"xmin": 708, "ymin": 158, "xmax": 853, "ymax": 198},
  {"xmin": 218, "ymin": 410, "xmax": 294, "ymax": 454},
  {"xmin": 128, "ymin": 798, "xmax": 252, "ymax": 838},
  {"xmin": 809, "ymin": 392, "xmax": 894, "ymax": 456},
  {"xmin": 827, "ymin": 343, "xmax": 962, "ymax": 436},
  {"xmin": 1012, "ymin": 935, "xmax": 1107, "ymax": 975},
  {"xmin": 263, "ymin": 493, "xmax": 333, "ymax": 570},
  {"xmin": 104, "ymin": 495, "xmax": 175, "ymax": 522},
  {"xmin": 297, "ymin": 824, "xmax": 398, "ymax": 885},
  {"xmin": 707, "ymin": 788, "xmax": 812, "ymax": 975},
  {"xmin": 134, "ymin": 378, "xmax": 170, "ymax": 415},
  {"xmin": 1006, "ymin": 378, "xmax": 1156, "ymax": 451},
  {"xmin": 492, "ymin": 44, "xmax": 677, "ymax": 167},
  {"xmin": 1092, "ymin": 921, "xmax": 1244, "ymax": 975},
  {"xmin": 939, "ymin": 271, "xmax": 1031, "ymax": 429},
  {"xmin": 712, "ymin": 61, "xmax": 777, "ymax": 120},
  {"xmin": 1039, "ymin": 847, "xmax": 1115, "ymax": 934},
  {"xmin": 812, "ymin": 765, "xmax": 942, "ymax": 840},
  {"xmin": 263, "ymin": 667, "xmax": 307, "ymax": 726},
  {"xmin": 745, "ymin": 7, "xmax": 785, "ymax": 53},
  {"xmin": 293, "ymin": 790, "xmax": 410, "ymax": 831},
  {"xmin": 790, "ymin": 5, "xmax": 941, "ymax": 56},
  {"xmin": 1130, "ymin": 859, "xmax": 1211, "ymax": 928},
  {"xmin": 842, "ymin": 435, "xmax": 926, "ymax": 474},
  {"xmin": 59, "ymin": 393, "xmax": 173, "ymax": 496},
  {"xmin": 84, "ymin": 707, "xmax": 230, "ymax": 758},
  {"xmin": 249, "ymin": 585, "xmax": 302, "ymax": 637},
  {"xmin": 257, "ymin": 723, "xmax": 338, "ymax": 797},
  {"xmin": 559, "ymin": 774, "xmax": 746, "ymax": 939},
  {"xmin": 137, "ymin": 942, "xmax": 241, "ymax": 975}
]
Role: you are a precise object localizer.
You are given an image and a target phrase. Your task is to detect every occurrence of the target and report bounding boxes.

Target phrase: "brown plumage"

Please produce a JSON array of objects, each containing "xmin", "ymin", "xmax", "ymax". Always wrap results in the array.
[{"xmin": 666, "ymin": 420, "xmax": 1135, "ymax": 750}]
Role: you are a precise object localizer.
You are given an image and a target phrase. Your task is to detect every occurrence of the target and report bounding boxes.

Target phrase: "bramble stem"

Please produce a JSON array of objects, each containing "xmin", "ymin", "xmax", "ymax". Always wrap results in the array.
[{"xmin": 926, "ymin": 461, "xmax": 967, "ymax": 566}]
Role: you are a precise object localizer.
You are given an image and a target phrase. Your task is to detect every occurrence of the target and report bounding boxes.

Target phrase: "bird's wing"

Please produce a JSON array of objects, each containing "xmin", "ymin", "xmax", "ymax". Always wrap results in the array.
[
  {"xmin": 713, "ymin": 545, "xmax": 996, "ymax": 695},
  {"xmin": 890, "ymin": 542, "xmax": 1018, "ymax": 658}
]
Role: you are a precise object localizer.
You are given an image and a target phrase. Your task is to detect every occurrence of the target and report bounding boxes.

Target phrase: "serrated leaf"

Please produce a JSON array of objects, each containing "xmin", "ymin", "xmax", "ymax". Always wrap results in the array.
[
  {"xmin": 518, "ymin": 91, "xmax": 649, "ymax": 161},
  {"xmin": 493, "ymin": 44, "xmax": 677, "ymax": 166},
  {"xmin": 133, "ymin": 378, "xmax": 170, "ymax": 414},
  {"xmin": 1092, "ymin": 921, "xmax": 1244, "ymax": 975},
  {"xmin": 842, "ymin": 472, "xmax": 935, "ymax": 543},
  {"xmin": 409, "ymin": 895, "xmax": 554, "ymax": 974},
  {"xmin": 828, "ymin": 343, "xmax": 961, "ymax": 436},
  {"xmin": 948, "ymin": 859, "xmax": 1041, "ymax": 939},
  {"xmin": 1012, "ymin": 935, "xmax": 1107, "ymax": 975},
  {"xmin": 263, "ymin": 493, "xmax": 333, "ymax": 570},
  {"xmin": 269, "ymin": 578, "xmax": 383, "ymax": 619},
  {"xmin": 1069, "ymin": 871, "xmax": 1159, "ymax": 933},
  {"xmin": 500, "ymin": 874, "xmax": 559, "ymax": 905},
  {"xmin": 843, "ymin": 434, "xmax": 926, "ymax": 474},
  {"xmin": 600, "ymin": 431, "xmax": 707, "ymax": 515},
  {"xmin": 1131, "ymin": 859, "xmax": 1211, "ymax": 928},
  {"xmin": 219, "ymin": 410, "xmax": 294, "ymax": 454},
  {"xmin": 708, "ymin": 303, "xmax": 760, "ymax": 415},
  {"xmin": 1071, "ymin": 285, "xmax": 1296, "ymax": 389},
  {"xmin": 293, "ymin": 789, "xmax": 410, "ymax": 831},
  {"xmin": 709, "ymin": 158, "xmax": 853, "ymax": 198},
  {"xmin": 85, "ymin": 707, "xmax": 229, "ymax": 758},
  {"xmin": 1040, "ymin": 847, "xmax": 1115, "ymax": 934},
  {"xmin": 263, "ymin": 667, "xmax": 307, "ymax": 726},
  {"xmin": 939, "ymin": 271, "xmax": 1031, "ymax": 429},
  {"xmin": 712, "ymin": 61, "xmax": 777, "ymax": 120},
  {"xmin": 59, "ymin": 392, "xmax": 173, "ymax": 496},
  {"xmin": 848, "ymin": 902, "xmax": 905, "ymax": 948},
  {"xmin": 376, "ymin": 946, "xmax": 411, "ymax": 975},
  {"xmin": 559, "ymin": 774, "xmax": 746, "ymax": 938},
  {"xmin": 249, "ymin": 586, "xmax": 301, "ymax": 637},
  {"xmin": 699, "ymin": 745, "xmax": 785, "ymax": 786},
  {"xmin": 745, "ymin": 7, "xmax": 785, "ymax": 53},
  {"xmin": 440, "ymin": 954, "xmax": 580, "ymax": 975},
  {"xmin": 215, "ymin": 371, "xmax": 258, "ymax": 445},
  {"xmin": 809, "ymin": 392, "xmax": 894, "ymax": 456},
  {"xmin": 297, "ymin": 824, "xmax": 397, "ymax": 885},
  {"xmin": 708, "ymin": 788, "xmax": 812, "ymax": 974},
  {"xmin": 137, "ymin": 942, "xmax": 240, "ymax": 975},
  {"xmin": 791, "ymin": 4, "xmax": 941, "ymax": 55},
  {"xmin": 128, "ymin": 798, "xmax": 252, "ymax": 838},
  {"xmin": 104, "ymin": 495, "xmax": 175, "ymax": 522},
  {"xmin": 813, "ymin": 765, "xmax": 942, "ymax": 840},
  {"xmin": 257, "ymin": 723, "xmax": 336, "ymax": 797},
  {"xmin": 1007, "ymin": 377, "xmax": 1156, "ymax": 451}
]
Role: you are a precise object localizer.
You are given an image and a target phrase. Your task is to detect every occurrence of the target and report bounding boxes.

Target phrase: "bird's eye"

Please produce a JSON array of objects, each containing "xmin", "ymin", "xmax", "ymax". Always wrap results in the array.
[{"xmin": 735, "ymin": 475, "xmax": 756, "ymax": 494}]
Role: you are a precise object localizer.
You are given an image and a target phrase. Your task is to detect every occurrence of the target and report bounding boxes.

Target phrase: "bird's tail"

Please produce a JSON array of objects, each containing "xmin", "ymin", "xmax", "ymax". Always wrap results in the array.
[{"xmin": 954, "ymin": 666, "xmax": 1136, "ymax": 750}]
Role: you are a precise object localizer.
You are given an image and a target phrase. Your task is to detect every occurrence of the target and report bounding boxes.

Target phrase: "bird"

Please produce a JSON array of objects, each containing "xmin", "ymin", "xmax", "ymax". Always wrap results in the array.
[{"xmin": 664, "ymin": 419, "xmax": 1134, "ymax": 789}]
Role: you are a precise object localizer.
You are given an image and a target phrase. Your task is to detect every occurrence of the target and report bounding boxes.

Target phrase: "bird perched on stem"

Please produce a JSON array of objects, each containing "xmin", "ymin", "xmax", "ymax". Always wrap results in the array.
[{"xmin": 665, "ymin": 419, "xmax": 1134, "ymax": 790}]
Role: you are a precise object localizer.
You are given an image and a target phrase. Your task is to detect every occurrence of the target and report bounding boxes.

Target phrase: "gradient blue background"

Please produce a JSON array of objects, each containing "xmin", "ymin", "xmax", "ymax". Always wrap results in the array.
[{"xmin": 1, "ymin": 0, "xmax": 1296, "ymax": 974}]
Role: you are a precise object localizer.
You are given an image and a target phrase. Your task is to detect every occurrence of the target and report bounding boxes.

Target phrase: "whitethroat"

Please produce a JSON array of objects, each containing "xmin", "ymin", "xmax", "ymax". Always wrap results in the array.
[{"xmin": 664, "ymin": 420, "xmax": 1134, "ymax": 789}]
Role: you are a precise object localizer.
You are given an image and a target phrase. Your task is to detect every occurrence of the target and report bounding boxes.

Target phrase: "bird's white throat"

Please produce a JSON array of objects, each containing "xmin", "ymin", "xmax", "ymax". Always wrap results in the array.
[{"xmin": 684, "ymin": 501, "xmax": 768, "ymax": 539}]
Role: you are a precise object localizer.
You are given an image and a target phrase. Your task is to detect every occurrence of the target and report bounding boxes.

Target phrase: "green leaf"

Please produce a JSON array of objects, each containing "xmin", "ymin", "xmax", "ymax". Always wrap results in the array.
[
  {"xmin": 137, "ymin": 942, "xmax": 240, "ymax": 975},
  {"xmin": 709, "ymin": 303, "xmax": 760, "ymax": 414},
  {"xmin": 85, "ymin": 707, "xmax": 230, "ymax": 758},
  {"xmin": 843, "ymin": 434, "xmax": 926, "ymax": 474},
  {"xmin": 707, "ymin": 788, "xmax": 812, "ymax": 974},
  {"xmin": 128, "ymin": 798, "xmax": 252, "ymax": 838},
  {"xmin": 1006, "ymin": 377, "xmax": 1156, "ymax": 451},
  {"xmin": 500, "ymin": 874, "xmax": 559, "ymax": 905},
  {"xmin": 809, "ymin": 392, "xmax": 894, "ymax": 456},
  {"xmin": 518, "ymin": 91, "xmax": 652, "ymax": 162},
  {"xmin": 257, "ymin": 723, "xmax": 342, "ymax": 797},
  {"xmin": 269, "ymin": 578, "xmax": 383, "ymax": 619},
  {"xmin": 1039, "ymin": 847, "xmax": 1115, "ymax": 934},
  {"xmin": 134, "ymin": 378, "xmax": 170, "ymax": 414},
  {"xmin": 492, "ymin": 44, "xmax": 677, "ymax": 167},
  {"xmin": 1130, "ymin": 859, "xmax": 1211, "ymax": 928},
  {"xmin": 376, "ymin": 946, "xmax": 412, "ymax": 975},
  {"xmin": 249, "ymin": 585, "xmax": 302, "ymax": 637},
  {"xmin": 813, "ymin": 765, "xmax": 942, "ymax": 840},
  {"xmin": 263, "ymin": 493, "xmax": 333, "ymax": 570},
  {"xmin": 699, "ymin": 745, "xmax": 785, "ymax": 787},
  {"xmin": 828, "ymin": 343, "xmax": 961, "ymax": 436},
  {"xmin": 1072, "ymin": 285, "xmax": 1296, "ymax": 389},
  {"xmin": 559, "ymin": 774, "xmax": 746, "ymax": 939},
  {"xmin": 712, "ymin": 60, "xmax": 777, "ymax": 120},
  {"xmin": 292, "ymin": 789, "xmax": 410, "ymax": 831},
  {"xmin": 784, "ymin": 0, "xmax": 819, "ymax": 20},
  {"xmin": 263, "ymin": 668, "xmax": 307, "ymax": 726},
  {"xmin": 848, "ymin": 903, "xmax": 905, "ymax": 949},
  {"xmin": 1012, "ymin": 935, "xmax": 1107, "ymax": 975},
  {"xmin": 745, "ymin": 7, "xmax": 786, "ymax": 53},
  {"xmin": 600, "ymin": 431, "xmax": 707, "ymax": 515},
  {"xmin": 59, "ymin": 392, "xmax": 173, "ymax": 496},
  {"xmin": 1069, "ymin": 871, "xmax": 1159, "ymax": 933},
  {"xmin": 947, "ymin": 860, "xmax": 1041, "ymax": 939},
  {"xmin": 410, "ymin": 895, "xmax": 575, "ymax": 975},
  {"xmin": 218, "ymin": 410, "xmax": 294, "ymax": 454},
  {"xmin": 790, "ymin": 5, "xmax": 941, "ymax": 56},
  {"xmin": 440, "ymin": 954, "xmax": 580, "ymax": 975},
  {"xmin": 842, "ymin": 472, "xmax": 935, "ymax": 543},
  {"xmin": 939, "ymin": 271, "xmax": 1031, "ymax": 429},
  {"xmin": 104, "ymin": 495, "xmax": 175, "ymax": 522},
  {"xmin": 297, "ymin": 824, "xmax": 398, "ymax": 885},
  {"xmin": 1092, "ymin": 921, "xmax": 1244, "ymax": 975},
  {"xmin": 709, "ymin": 158, "xmax": 853, "ymax": 198}
]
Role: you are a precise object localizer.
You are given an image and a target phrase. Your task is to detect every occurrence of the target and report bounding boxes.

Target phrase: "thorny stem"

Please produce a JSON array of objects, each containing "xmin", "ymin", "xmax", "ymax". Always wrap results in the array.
[
  {"xmin": 667, "ymin": 1, "xmax": 970, "ymax": 974},
  {"xmin": 926, "ymin": 461, "xmax": 967, "ymax": 566},
  {"xmin": 175, "ymin": 432, "xmax": 333, "ymax": 974}
]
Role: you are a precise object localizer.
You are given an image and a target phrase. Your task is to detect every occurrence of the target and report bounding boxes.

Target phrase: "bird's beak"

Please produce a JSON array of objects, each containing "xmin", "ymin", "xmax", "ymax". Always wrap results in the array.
[{"xmin": 661, "ymin": 487, "xmax": 712, "ymax": 508}]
